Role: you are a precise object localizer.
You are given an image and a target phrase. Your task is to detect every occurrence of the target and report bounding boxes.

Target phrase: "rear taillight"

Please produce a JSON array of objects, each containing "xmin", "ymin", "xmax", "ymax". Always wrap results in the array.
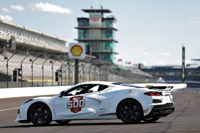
[{"xmin": 144, "ymin": 92, "xmax": 162, "ymax": 96}]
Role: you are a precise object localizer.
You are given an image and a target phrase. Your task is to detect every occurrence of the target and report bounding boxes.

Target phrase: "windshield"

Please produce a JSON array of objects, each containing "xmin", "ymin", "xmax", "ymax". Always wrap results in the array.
[{"xmin": 112, "ymin": 83, "xmax": 144, "ymax": 88}]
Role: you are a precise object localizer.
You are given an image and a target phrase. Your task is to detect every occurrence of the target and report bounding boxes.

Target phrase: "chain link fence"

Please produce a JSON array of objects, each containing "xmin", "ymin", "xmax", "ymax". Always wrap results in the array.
[{"xmin": 0, "ymin": 48, "xmax": 154, "ymax": 88}]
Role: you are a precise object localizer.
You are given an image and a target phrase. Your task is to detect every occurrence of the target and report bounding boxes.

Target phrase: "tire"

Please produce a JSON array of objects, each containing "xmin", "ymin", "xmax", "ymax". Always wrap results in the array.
[
  {"xmin": 55, "ymin": 120, "xmax": 71, "ymax": 125},
  {"xmin": 143, "ymin": 117, "xmax": 160, "ymax": 123},
  {"xmin": 117, "ymin": 99, "xmax": 143, "ymax": 124},
  {"xmin": 28, "ymin": 103, "xmax": 52, "ymax": 126}
]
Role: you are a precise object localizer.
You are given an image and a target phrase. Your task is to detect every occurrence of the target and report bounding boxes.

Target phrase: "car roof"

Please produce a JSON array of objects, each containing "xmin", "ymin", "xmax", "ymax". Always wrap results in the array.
[{"xmin": 80, "ymin": 81, "xmax": 116, "ymax": 86}]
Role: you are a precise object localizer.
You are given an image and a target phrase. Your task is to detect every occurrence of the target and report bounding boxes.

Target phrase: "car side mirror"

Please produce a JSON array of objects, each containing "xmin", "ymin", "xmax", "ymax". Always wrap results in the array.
[{"xmin": 59, "ymin": 91, "xmax": 65, "ymax": 97}]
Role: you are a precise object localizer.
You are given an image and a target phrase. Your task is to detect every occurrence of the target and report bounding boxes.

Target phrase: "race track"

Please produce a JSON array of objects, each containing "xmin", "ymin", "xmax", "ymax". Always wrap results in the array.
[{"xmin": 0, "ymin": 90, "xmax": 200, "ymax": 133}]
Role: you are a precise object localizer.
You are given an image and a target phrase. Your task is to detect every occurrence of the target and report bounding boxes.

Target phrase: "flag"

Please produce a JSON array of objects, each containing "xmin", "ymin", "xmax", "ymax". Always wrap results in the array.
[
  {"xmin": 125, "ymin": 61, "xmax": 131, "ymax": 65},
  {"xmin": 118, "ymin": 58, "xmax": 122, "ymax": 62}
]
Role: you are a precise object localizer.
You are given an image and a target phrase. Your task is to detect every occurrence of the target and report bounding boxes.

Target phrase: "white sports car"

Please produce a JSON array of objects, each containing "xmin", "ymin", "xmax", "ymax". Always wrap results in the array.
[{"xmin": 16, "ymin": 81, "xmax": 175, "ymax": 126}]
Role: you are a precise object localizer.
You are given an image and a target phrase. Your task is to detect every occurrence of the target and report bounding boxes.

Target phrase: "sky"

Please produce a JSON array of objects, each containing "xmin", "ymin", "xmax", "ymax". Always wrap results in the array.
[{"xmin": 0, "ymin": 0, "xmax": 200, "ymax": 66}]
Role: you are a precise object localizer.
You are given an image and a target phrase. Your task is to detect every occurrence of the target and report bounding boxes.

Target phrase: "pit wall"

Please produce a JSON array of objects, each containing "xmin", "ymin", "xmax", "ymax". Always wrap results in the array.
[{"xmin": 0, "ymin": 83, "xmax": 186, "ymax": 99}]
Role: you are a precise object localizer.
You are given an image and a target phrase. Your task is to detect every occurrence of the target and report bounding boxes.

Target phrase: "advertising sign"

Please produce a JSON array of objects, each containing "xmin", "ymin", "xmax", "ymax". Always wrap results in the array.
[
  {"xmin": 69, "ymin": 43, "xmax": 85, "ymax": 59},
  {"xmin": 89, "ymin": 13, "xmax": 101, "ymax": 26}
]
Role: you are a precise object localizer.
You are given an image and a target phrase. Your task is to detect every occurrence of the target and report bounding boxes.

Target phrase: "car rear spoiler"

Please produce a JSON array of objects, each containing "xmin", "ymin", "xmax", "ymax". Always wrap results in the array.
[{"xmin": 146, "ymin": 86, "xmax": 173, "ymax": 91}]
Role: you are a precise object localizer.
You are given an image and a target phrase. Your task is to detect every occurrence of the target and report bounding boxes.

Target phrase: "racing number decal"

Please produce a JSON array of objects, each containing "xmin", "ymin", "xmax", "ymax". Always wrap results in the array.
[{"xmin": 67, "ymin": 96, "xmax": 85, "ymax": 113}]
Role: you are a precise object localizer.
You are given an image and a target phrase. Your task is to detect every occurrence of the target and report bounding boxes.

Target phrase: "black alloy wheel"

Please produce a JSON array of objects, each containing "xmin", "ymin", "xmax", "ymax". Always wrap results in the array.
[
  {"xmin": 28, "ymin": 103, "xmax": 52, "ymax": 126},
  {"xmin": 143, "ymin": 117, "xmax": 160, "ymax": 123},
  {"xmin": 55, "ymin": 120, "xmax": 71, "ymax": 125},
  {"xmin": 117, "ymin": 99, "xmax": 143, "ymax": 124}
]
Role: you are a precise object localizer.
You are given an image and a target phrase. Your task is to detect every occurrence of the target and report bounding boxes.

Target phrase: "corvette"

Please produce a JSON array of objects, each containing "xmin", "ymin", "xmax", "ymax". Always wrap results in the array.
[{"xmin": 16, "ymin": 81, "xmax": 175, "ymax": 125}]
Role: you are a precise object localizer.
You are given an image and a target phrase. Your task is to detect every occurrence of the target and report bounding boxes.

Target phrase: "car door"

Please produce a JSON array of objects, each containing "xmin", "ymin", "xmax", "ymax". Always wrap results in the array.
[{"xmin": 53, "ymin": 84, "xmax": 101, "ymax": 120}]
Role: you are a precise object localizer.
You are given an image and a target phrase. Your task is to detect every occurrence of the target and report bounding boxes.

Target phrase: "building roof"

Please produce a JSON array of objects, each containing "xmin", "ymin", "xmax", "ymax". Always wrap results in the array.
[
  {"xmin": 192, "ymin": 59, "xmax": 200, "ymax": 61},
  {"xmin": 92, "ymin": 50, "xmax": 118, "ymax": 54},
  {"xmin": 75, "ymin": 38, "xmax": 118, "ymax": 43},
  {"xmin": 75, "ymin": 27, "xmax": 118, "ymax": 31},
  {"xmin": 0, "ymin": 20, "xmax": 67, "ymax": 42},
  {"xmin": 82, "ymin": 9, "xmax": 112, "ymax": 13}
]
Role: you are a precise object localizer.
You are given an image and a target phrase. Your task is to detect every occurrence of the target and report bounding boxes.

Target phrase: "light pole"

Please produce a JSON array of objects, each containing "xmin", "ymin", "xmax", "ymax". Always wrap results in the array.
[
  {"xmin": 182, "ymin": 45, "xmax": 185, "ymax": 83},
  {"xmin": 75, "ymin": 59, "xmax": 79, "ymax": 84}
]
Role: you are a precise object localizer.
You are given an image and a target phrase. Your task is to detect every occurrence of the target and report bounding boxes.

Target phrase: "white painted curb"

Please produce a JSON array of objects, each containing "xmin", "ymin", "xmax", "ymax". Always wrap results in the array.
[
  {"xmin": 0, "ymin": 86, "xmax": 72, "ymax": 99},
  {"xmin": 0, "ymin": 83, "xmax": 187, "ymax": 99}
]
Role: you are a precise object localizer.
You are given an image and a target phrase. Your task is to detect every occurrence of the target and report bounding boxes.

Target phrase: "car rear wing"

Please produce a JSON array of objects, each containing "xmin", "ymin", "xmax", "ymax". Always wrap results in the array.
[{"xmin": 146, "ymin": 86, "xmax": 173, "ymax": 91}]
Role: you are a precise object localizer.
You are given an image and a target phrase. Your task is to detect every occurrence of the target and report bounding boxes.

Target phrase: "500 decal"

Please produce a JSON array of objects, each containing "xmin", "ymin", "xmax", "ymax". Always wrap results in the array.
[
  {"xmin": 67, "ymin": 99, "xmax": 85, "ymax": 108},
  {"xmin": 67, "ymin": 96, "xmax": 85, "ymax": 113}
]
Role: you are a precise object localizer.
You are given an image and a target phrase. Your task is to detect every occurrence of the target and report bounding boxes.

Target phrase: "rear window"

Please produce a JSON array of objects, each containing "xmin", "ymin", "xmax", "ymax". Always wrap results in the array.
[{"xmin": 112, "ymin": 83, "xmax": 144, "ymax": 88}]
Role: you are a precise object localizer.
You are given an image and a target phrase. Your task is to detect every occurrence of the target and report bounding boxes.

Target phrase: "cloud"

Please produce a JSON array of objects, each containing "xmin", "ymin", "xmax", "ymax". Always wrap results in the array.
[
  {"xmin": 194, "ymin": 39, "xmax": 197, "ymax": 42},
  {"xmin": 1, "ymin": 7, "xmax": 11, "ymax": 13},
  {"xmin": 144, "ymin": 52, "xmax": 151, "ymax": 56},
  {"xmin": 188, "ymin": 18, "xmax": 200, "ymax": 24},
  {"xmin": 30, "ymin": 3, "xmax": 72, "ymax": 14},
  {"xmin": 177, "ymin": 59, "xmax": 192, "ymax": 64},
  {"xmin": 140, "ymin": 61, "xmax": 146, "ymax": 66},
  {"xmin": 159, "ymin": 52, "xmax": 171, "ymax": 56},
  {"xmin": 157, "ymin": 60, "xmax": 165, "ymax": 65},
  {"xmin": 0, "ymin": 15, "xmax": 13, "ymax": 21},
  {"xmin": 10, "ymin": 5, "xmax": 24, "ymax": 11},
  {"xmin": 188, "ymin": 20, "xmax": 194, "ymax": 23},
  {"xmin": 115, "ymin": 54, "xmax": 122, "ymax": 59},
  {"xmin": 66, "ymin": 39, "xmax": 71, "ymax": 42}
]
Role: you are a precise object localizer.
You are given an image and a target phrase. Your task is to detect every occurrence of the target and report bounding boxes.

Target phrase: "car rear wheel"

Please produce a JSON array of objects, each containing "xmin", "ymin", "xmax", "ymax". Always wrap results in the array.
[
  {"xmin": 143, "ymin": 117, "xmax": 160, "ymax": 123},
  {"xmin": 28, "ymin": 103, "xmax": 52, "ymax": 126},
  {"xmin": 117, "ymin": 99, "xmax": 143, "ymax": 124},
  {"xmin": 55, "ymin": 120, "xmax": 71, "ymax": 125}
]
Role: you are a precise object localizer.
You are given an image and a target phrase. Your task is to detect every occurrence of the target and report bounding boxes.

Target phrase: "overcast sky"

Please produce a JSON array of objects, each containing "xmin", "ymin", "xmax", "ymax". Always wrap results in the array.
[{"xmin": 0, "ymin": 0, "xmax": 200, "ymax": 66}]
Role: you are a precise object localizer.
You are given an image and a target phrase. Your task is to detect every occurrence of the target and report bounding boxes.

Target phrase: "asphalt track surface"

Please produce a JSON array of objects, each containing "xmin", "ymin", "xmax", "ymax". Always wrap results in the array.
[{"xmin": 0, "ymin": 90, "xmax": 200, "ymax": 133}]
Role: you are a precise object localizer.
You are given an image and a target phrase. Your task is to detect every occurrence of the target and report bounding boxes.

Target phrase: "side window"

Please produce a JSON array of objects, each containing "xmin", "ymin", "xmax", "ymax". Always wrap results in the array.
[
  {"xmin": 86, "ymin": 85, "xmax": 99, "ymax": 93},
  {"xmin": 68, "ymin": 87, "xmax": 84, "ymax": 95},
  {"xmin": 67, "ymin": 86, "xmax": 85, "ymax": 96},
  {"xmin": 98, "ymin": 85, "xmax": 109, "ymax": 91},
  {"xmin": 65, "ymin": 84, "xmax": 109, "ymax": 96}
]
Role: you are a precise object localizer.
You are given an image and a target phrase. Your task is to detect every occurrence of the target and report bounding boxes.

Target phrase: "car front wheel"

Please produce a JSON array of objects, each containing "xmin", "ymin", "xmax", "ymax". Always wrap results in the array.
[
  {"xmin": 28, "ymin": 103, "xmax": 52, "ymax": 126},
  {"xmin": 117, "ymin": 99, "xmax": 143, "ymax": 124}
]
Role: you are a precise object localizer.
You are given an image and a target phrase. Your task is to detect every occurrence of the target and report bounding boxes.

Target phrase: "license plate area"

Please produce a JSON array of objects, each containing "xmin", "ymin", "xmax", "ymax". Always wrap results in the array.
[{"xmin": 165, "ymin": 95, "xmax": 171, "ymax": 101}]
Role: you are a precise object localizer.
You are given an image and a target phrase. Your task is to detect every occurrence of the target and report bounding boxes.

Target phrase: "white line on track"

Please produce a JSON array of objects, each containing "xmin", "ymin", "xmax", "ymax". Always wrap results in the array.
[{"xmin": 0, "ymin": 107, "xmax": 18, "ymax": 112}]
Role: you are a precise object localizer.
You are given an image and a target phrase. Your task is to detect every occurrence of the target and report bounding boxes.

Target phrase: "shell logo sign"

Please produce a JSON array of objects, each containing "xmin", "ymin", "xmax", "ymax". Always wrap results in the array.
[
  {"xmin": 69, "ymin": 43, "xmax": 85, "ymax": 59},
  {"xmin": 71, "ymin": 45, "xmax": 83, "ymax": 56}
]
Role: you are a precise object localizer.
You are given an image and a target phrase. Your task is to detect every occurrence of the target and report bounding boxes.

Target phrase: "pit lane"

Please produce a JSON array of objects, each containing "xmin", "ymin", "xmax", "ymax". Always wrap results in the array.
[{"xmin": 0, "ymin": 90, "xmax": 200, "ymax": 133}]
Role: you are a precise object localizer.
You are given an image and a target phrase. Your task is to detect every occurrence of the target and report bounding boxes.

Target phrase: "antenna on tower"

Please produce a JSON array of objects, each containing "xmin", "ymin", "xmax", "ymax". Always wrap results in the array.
[
  {"xmin": 91, "ymin": 0, "xmax": 93, "ymax": 9},
  {"xmin": 100, "ymin": 0, "xmax": 103, "ymax": 9}
]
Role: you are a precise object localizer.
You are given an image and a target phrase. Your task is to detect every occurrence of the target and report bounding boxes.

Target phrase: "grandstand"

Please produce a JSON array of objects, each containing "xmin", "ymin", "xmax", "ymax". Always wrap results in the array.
[
  {"xmin": 0, "ymin": 20, "xmax": 68, "ymax": 53},
  {"xmin": 141, "ymin": 65, "xmax": 200, "ymax": 84},
  {"xmin": 0, "ymin": 20, "xmax": 154, "ymax": 88}
]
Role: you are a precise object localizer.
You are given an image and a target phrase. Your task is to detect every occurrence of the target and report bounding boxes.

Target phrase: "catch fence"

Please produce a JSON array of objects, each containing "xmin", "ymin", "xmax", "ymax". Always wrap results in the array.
[{"xmin": 0, "ymin": 49, "xmax": 154, "ymax": 88}]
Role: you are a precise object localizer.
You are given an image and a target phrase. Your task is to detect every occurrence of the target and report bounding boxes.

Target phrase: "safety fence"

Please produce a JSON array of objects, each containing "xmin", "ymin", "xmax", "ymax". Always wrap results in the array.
[{"xmin": 0, "ymin": 49, "xmax": 154, "ymax": 88}]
